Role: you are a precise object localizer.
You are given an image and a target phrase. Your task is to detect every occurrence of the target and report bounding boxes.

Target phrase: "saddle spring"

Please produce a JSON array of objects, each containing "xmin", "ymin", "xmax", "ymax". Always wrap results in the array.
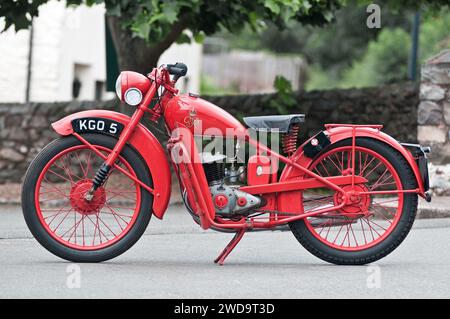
[{"xmin": 282, "ymin": 124, "xmax": 300, "ymax": 156}]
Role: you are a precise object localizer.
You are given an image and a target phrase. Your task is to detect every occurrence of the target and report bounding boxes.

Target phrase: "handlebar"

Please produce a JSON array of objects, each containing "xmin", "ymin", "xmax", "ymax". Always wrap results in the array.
[
  {"xmin": 166, "ymin": 62, "xmax": 188, "ymax": 78},
  {"xmin": 143, "ymin": 62, "xmax": 187, "ymax": 117},
  {"xmin": 147, "ymin": 62, "xmax": 188, "ymax": 94}
]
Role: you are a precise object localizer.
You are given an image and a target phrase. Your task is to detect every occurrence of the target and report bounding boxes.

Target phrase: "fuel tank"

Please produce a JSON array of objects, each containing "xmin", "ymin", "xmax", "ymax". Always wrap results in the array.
[{"xmin": 164, "ymin": 94, "xmax": 247, "ymax": 137}]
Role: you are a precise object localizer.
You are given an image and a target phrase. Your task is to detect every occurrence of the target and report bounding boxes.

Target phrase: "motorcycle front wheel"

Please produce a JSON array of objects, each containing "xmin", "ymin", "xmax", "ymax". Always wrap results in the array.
[
  {"xmin": 22, "ymin": 133, "xmax": 153, "ymax": 262},
  {"xmin": 289, "ymin": 137, "xmax": 418, "ymax": 265}
]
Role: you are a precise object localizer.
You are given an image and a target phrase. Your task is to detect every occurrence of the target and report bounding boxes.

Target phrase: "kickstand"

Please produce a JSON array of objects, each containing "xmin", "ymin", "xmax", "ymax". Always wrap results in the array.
[{"xmin": 214, "ymin": 229, "xmax": 246, "ymax": 266}]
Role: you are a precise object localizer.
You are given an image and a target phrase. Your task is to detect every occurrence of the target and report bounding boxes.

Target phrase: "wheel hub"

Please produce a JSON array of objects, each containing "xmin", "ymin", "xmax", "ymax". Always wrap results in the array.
[
  {"xmin": 333, "ymin": 184, "xmax": 371, "ymax": 218},
  {"xmin": 69, "ymin": 180, "xmax": 106, "ymax": 215}
]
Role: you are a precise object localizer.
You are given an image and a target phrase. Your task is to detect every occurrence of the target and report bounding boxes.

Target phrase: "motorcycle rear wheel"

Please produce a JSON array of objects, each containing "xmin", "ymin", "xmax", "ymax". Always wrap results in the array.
[
  {"xmin": 22, "ymin": 134, "xmax": 153, "ymax": 262},
  {"xmin": 289, "ymin": 138, "xmax": 418, "ymax": 265}
]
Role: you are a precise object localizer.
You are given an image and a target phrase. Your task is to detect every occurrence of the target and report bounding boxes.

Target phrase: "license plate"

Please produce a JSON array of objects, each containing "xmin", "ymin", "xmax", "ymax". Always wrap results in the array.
[{"xmin": 71, "ymin": 117, "xmax": 124, "ymax": 137}]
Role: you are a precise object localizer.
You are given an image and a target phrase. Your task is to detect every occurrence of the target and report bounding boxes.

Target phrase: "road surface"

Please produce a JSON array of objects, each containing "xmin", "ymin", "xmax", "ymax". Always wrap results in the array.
[{"xmin": 0, "ymin": 203, "xmax": 449, "ymax": 298}]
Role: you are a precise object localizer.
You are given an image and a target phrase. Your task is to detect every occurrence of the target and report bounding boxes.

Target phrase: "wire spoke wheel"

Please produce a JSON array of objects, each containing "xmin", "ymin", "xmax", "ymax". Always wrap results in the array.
[
  {"xmin": 35, "ymin": 145, "xmax": 141, "ymax": 250},
  {"xmin": 22, "ymin": 134, "xmax": 152, "ymax": 262},
  {"xmin": 304, "ymin": 145, "xmax": 403, "ymax": 251},
  {"xmin": 289, "ymin": 138, "xmax": 417, "ymax": 265}
]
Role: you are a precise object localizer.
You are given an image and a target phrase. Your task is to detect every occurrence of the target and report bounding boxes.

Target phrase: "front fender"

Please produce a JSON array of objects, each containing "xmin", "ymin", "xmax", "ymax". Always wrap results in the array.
[
  {"xmin": 51, "ymin": 110, "xmax": 171, "ymax": 219},
  {"xmin": 281, "ymin": 126, "xmax": 425, "ymax": 194}
]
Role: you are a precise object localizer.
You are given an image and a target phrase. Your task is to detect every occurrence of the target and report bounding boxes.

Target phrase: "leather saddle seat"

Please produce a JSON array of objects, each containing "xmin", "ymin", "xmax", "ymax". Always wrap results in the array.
[{"xmin": 243, "ymin": 114, "xmax": 305, "ymax": 133}]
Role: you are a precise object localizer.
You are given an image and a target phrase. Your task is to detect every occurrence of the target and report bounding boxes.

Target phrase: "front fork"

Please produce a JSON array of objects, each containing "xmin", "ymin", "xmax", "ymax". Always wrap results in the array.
[{"xmin": 84, "ymin": 87, "xmax": 157, "ymax": 201}]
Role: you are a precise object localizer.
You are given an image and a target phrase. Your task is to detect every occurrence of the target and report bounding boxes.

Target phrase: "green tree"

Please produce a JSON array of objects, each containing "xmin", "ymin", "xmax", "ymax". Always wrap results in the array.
[
  {"xmin": 224, "ymin": 6, "xmax": 411, "ymax": 72},
  {"xmin": 270, "ymin": 75, "xmax": 297, "ymax": 114},
  {"xmin": 0, "ymin": 0, "xmax": 341, "ymax": 72},
  {"xmin": 218, "ymin": 1, "xmax": 449, "ymax": 74},
  {"xmin": 338, "ymin": 8, "xmax": 450, "ymax": 88},
  {"xmin": 341, "ymin": 28, "xmax": 411, "ymax": 87},
  {"xmin": 2, "ymin": 0, "xmax": 447, "ymax": 75},
  {"xmin": 419, "ymin": 10, "xmax": 450, "ymax": 64},
  {"xmin": 217, "ymin": 1, "xmax": 449, "ymax": 90}
]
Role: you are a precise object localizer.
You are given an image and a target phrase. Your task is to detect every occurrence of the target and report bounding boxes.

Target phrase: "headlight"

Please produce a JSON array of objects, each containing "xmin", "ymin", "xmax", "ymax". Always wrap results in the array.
[
  {"xmin": 124, "ymin": 88, "xmax": 143, "ymax": 106},
  {"xmin": 115, "ymin": 74, "xmax": 122, "ymax": 100},
  {"xmin": 115, "ymin": 71, "xmax": 150, "ymax": 106}
]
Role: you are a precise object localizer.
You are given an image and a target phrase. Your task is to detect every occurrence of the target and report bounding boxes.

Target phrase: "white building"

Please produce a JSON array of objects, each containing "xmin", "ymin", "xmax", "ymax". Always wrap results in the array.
[
  {"xmin": 203, "ymin": 50, "xmax": 305, "ymax": 93},
  {"xmin": 0, "ymin": 1, "xmax": 202, "ymax": 103}
]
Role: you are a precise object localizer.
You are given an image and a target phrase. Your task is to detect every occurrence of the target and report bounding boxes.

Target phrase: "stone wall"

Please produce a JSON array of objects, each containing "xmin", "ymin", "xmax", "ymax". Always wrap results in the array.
[
  {"xmin": 418, "ymin": 50, "xmax": 450, "ymax": 163},
  {"xmin": 0, "ymin": 82, "xmax": 419, "ymax": 184},
  {"xmin": 418, "ymin": 50, "xmax": 450, "ymax": 195},
  {"xmin": 0, "ymin": 100, "xmax": 116, "ymax": 182}
]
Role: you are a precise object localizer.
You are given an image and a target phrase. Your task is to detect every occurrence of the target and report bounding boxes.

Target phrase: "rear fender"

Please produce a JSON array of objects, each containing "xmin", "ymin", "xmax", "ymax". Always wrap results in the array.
[{"xmin": 51, "ymin": 110, "xmax": 171, "ymax": 219}]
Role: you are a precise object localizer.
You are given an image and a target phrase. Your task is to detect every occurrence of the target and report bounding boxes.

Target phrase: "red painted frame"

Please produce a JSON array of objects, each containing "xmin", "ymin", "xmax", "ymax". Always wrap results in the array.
[{"xmin": 51, "ymin": 65, "xmax": 425, "ymax": 231}]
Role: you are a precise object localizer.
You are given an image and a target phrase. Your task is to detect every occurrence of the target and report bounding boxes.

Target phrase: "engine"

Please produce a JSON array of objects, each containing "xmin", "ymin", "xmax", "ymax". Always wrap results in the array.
[{"xmin": 200, "ymin": 152, "xmax": 262, "ymax": 217}]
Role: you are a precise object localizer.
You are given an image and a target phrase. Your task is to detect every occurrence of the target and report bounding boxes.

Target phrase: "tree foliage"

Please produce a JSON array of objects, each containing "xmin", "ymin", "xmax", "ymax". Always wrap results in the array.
[
  {"xmin": 1, "ymin": 0, "xmax": 341, "ymax": 41},
  {"xmin": 0, "ymin": 0, "xmax": 345, "ymax": 71},
  {"xmin": 1, "ymin": 0, "xmax": 448, "ymax": 73},
  {"xmin": 0, "ymin": 0, "xmax": 48, "ymax": 31},
  {"xmin": 319, "ymin": 8, "xmax": 450, "ymax": 89},
  {"xmin": 420, "ymin": 9, "xmax": 450, "ymax": 64},
  {"xmin": 221, "ymin": 3, "xmax": 411, "ymax": 76},
  {"xmin": 341, "ymin": 28, "xmax": 411, "ymax": 88},
  {"xmin": 270, "ymin": 75, "xmax": 297, "ymax": 114},
  {"xmin": 1, "ymin": 0, "xmax": 447, "ymax": 35}
]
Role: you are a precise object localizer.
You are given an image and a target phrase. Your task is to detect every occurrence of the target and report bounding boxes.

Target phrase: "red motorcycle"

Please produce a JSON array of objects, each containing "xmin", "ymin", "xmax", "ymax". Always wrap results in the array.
[{"xmin": 22, "ymin": 63, "xmax": 431, "ymax": 265}]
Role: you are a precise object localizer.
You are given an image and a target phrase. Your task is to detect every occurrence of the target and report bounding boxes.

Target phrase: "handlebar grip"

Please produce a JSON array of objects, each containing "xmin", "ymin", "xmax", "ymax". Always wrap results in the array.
[{"xmin": 167, "ymin": 62, "xmax": 188, "ymax": 77}]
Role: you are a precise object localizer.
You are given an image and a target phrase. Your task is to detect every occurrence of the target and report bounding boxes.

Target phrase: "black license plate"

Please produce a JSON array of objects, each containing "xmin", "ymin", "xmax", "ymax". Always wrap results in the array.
[{"xmin": 71, "ymin": 117, "xmax": 124, "ymax": 137}]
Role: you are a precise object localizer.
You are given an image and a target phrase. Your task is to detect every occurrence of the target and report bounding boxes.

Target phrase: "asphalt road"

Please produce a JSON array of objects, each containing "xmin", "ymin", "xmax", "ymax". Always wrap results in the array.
[{"xmin": 1, "ymin": 203, "xmax": 450, "ymax": 299}]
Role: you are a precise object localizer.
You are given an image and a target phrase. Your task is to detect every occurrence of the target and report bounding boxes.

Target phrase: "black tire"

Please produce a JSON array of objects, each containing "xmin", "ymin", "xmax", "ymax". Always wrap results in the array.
[
  {"xmin": 289, "ymin": 138, "xmax": 418, "ymax": 265},
  {"xmin": 22, "ymin": 134, "xmax": 153, "ymax": 262}
]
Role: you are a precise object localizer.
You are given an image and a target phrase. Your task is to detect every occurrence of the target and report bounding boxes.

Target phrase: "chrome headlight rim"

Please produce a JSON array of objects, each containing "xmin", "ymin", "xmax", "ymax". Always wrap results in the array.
[{"xmin": 124, "ymin": 87, "xmax": 143, "ymax": 106}]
